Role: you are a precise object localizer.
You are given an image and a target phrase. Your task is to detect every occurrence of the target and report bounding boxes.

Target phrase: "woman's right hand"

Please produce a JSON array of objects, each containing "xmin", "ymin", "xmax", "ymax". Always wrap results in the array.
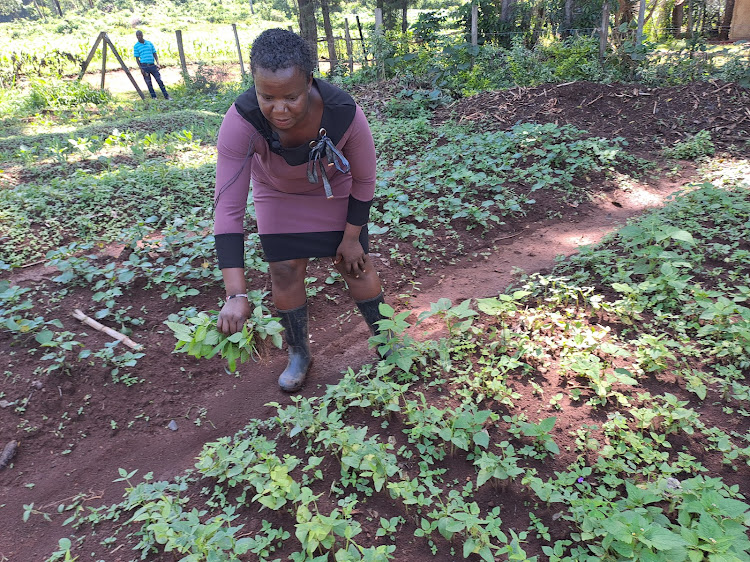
[{"xmin": 217, "ymin": 298, "xmax": 252, "ymax": 334}]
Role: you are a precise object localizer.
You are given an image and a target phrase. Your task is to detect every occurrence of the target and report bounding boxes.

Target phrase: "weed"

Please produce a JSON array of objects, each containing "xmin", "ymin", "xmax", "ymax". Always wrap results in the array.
[{"xmin": 663, "ymin": 130, "xmax": 715, "ymax": 160}]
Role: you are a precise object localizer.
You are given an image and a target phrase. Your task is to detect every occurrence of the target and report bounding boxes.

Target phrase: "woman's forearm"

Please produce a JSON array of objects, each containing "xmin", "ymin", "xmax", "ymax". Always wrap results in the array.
[
  {"xmin": 221, "ymin": 268, "xmax": 246, "ymax": 296},
  {"xmin": 342, "ymin": 222, "xmax": 362, "ymax": 242}
]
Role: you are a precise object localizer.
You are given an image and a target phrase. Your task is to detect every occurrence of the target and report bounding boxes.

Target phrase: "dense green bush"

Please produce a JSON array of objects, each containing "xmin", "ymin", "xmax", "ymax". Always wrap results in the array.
[
  {"xmin": 0, "ymin": 0, "xmax": 23, "ymax": 18},
  {"xmin": 369, "ymin": 32, "xmax": 624, "ymax": 97},
  {"xmin": 383, "ymin": 88, "xmax": 449, "ymax": 117},
  {"xmin": 503, "ymin": 36, "xmax": 557, "ymax": 86},
  {"xmin": 543, "ymin": 35, "xmax": 609, "ymax": 82},
  {"xmin": 410, "ymin": 10, "xmax": 448, "ymax": 44},
  {"xmin": 23, "ymin": 78, "xmax": 112, "ymax": 111}
]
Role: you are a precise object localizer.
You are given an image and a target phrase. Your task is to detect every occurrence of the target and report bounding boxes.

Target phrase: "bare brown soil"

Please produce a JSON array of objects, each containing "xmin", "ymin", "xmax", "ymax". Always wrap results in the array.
[{"xmin": 0, "ymin": 78, "xmax": 749, "ymax": 561}]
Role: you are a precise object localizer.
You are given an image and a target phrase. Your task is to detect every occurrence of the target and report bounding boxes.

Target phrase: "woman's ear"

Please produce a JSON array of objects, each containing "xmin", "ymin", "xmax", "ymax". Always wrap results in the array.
[{"xmin": 307, "ymin": 73, "xmax": 314, "ymax": 90}]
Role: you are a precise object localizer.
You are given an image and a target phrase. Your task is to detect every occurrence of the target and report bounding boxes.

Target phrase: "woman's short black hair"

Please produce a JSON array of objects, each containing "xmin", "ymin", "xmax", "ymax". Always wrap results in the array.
[{"xmin": 250, "ymin": 28, "xmax": 316, "ymax": 76}]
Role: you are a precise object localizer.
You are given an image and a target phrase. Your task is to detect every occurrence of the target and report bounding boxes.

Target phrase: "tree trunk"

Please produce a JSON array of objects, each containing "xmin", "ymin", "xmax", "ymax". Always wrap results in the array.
[
  {"xmin": 320, "ymin": 0, "xmax": 338, "ymax": 74},
  {"xmin": 600, "ymin": 0, "xmax": 610, "ymax": 60},
  {"xmin": 297, "ymin": 0, "xmax": 318, "ymax": 67},
  {"xmin": 635, "ymin": 0, "xmax": 647, "ymax": 49},
  {"xmin": 564, "ymin": 0, "xmax": 574, "ymax": 34},
  {"xmin": 50, "ymin": 0, "xmax": 63, "ymax": 16},
  {"xmin": 616, "ymin": 0, "xmax": 635, "ymax": 25},
  {"xmin": 672, "ymin": 4, "xmax": 684, "ymax": 35},
  {"xmin": 644, "ymin": 0, "xmax": 660, "ymax": 25},
  {"xmin": 500, "ymin": 0, "xmax": 509, "ymax": 22},
  {"xmin": 719, "ymin": 0, "xmax": 734, "ymax": 39},
  {"xmin": 531, "ymin": 0, "xmax": 546, "ymax": 45},
  {"xmin": 501, "ymin": 0, "xmax": 515, "ymax": 23},
  {"xmin": 401, "ymin": 0, "xmax": 408, "ymax": 33},
  {"xmin": 30, "ymin": 0, "xmax": 45, "ymax": 19}
]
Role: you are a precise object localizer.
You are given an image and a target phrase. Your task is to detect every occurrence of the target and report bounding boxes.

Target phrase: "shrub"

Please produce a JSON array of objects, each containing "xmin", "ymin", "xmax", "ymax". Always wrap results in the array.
[
  {"xmin": 505, "ymin": 36, "xmax": 556, "ymax": 86},
  {"xmin": 663, "ymin": 130, "xmax": 715, "ymax": 160},
  {"xmin": 638, "ymin": 54, "xmax": 711, "ymax": 86},
  {"xmin": 22, "ymin": 79, "xmax": 112, "ymax": 111},
  {"xmin": 717, "ymin": 57, "xmax": 750, "ymax": 87},
  {"xmin": 411, "ymin": 10, "xmax": 448, "ymax": 44},
  {"xmin": 543, "ymin": 35, "xmax": 610, "ymax": 82}
]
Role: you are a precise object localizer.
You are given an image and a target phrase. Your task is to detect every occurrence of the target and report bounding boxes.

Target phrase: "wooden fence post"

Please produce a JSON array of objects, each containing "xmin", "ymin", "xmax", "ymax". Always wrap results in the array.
[
  {"xmin": 471, "ymin": 3, "xmax": 478, "ymax": 47},
  {"xmin": 100, "ymin": 38, "xmax": 107, "ymax": 90},
  {"xmin": 78, "ymin": 31, "xmax": 105, "ymax": 80},
  {"xmin": 232, "ymin": 24, "xmax": 246, "ymax": 76},
  {"xmin": 374, "ymin": 9, "xmax": 384, "ymax": 79},
  {"xmin": 321, "ymin": 0, "xmax": 338, "ymax": 74},
  {"xmin": 344, "ymin": 18, "xmax": 354, "ymax": 73},
  {"xmin": 102, "ymin": 33, "xmax": 145, "ymax": 100},
  {"xmin": 175, "ymin": 30, "xmax": 188, "ymax": 77},
  {"xmin": 78, "ymin": 32, "xmax": 144, "ymax": 99},
  {"xmin": 635, "ymin": 0, "xmax": 647, "ymax": 52},
  {"xmin": 599, "ymin": 1, "xmax": 610, "ymax": 62}
]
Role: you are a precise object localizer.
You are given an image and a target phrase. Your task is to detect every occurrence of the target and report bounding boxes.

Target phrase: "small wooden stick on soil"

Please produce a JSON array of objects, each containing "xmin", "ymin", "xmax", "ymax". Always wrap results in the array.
[{"xmin": 72, "ymin": 309, "xmax": 143, "ymax": 350}]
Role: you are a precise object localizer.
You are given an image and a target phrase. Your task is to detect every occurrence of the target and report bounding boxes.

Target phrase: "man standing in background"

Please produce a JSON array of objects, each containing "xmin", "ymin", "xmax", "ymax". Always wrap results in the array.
[{"xmin": 134, "ymin": 30, "xmax": 172, "ymax": 100}]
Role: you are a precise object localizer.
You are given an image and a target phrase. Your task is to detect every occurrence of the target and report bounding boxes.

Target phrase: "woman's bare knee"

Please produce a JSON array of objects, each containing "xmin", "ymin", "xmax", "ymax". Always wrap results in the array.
[{"xmin": 269, "ymin": 259, "xmax": 307, "ymax": 290}]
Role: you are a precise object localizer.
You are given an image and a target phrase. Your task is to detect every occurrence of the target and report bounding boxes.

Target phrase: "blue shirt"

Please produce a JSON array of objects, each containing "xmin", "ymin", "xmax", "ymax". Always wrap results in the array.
[{"xmin": 134, "ymin": 40, "xmax": 157, "ymax": 64}]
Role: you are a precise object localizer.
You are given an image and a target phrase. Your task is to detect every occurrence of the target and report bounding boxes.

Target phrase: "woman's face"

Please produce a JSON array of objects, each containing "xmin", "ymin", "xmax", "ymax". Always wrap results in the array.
[{"xmin": 253, "ymin": 66, "xmax": 312, "ymax": 132}]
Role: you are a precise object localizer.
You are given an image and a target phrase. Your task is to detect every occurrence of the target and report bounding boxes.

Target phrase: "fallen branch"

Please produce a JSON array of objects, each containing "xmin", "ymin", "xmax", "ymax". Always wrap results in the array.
[
  {"xmin": 713, "ymin": 82, "xmax": 734, "ymax": 95},
  {"xmin": 20, "ymin": 258, "xmax": 49, "ymax": 269},
  {"xmin": 494, "ymin": 231, "xmax": 524, "ymax": 242},
  {"xmin": 72, "ymin": 309, "xmax": 143, "ymax": 350}
]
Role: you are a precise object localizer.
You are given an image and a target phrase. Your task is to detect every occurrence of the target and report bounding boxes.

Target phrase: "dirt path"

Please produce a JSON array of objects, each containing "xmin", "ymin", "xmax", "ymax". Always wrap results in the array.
[
  {"xmin": 79, "ymin": 63, "xmax": 243, "ymax": 97},
  {"xmin": 0, "ymin": 164, "xmax": 683, "ymax": 560},
  {"xmin": 408, "ymin": 184, "xmax": 668, "ymax": 311}
]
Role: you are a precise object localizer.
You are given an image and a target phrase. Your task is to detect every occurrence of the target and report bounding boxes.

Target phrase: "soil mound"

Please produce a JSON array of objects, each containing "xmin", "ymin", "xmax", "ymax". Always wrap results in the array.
[{"xmin": 432, "ymin": 80, "xmax": 750, "ymax": 150}]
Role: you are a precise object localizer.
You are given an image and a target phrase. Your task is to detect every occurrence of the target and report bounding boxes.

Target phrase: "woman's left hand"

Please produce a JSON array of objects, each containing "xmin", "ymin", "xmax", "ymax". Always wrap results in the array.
[{"xmin": 334, "ymin": 237, "xmax": 366, "ymax": 278}]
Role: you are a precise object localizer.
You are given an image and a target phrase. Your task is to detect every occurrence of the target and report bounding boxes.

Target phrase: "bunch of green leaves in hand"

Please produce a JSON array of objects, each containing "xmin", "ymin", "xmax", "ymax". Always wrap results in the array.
[{"xmin": 167, "ymin": 308, "xmax": 283, "ymax": 373}]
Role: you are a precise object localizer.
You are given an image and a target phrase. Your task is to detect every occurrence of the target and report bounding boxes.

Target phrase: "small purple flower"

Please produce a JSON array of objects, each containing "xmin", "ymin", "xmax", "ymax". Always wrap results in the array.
[{"xmin": 577, "ymin": 477, "xmax": 585, "ymax": 483}]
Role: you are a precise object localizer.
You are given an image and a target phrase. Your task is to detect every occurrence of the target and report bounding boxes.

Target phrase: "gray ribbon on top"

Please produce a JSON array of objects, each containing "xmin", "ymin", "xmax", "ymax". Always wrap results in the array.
[{"xmin": 307, "ymin": 128, "xmax": 350, "ymax": 199}]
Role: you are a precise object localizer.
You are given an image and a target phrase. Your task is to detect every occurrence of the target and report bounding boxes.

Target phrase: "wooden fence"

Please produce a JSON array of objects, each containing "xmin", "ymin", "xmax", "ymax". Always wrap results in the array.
[
  {"xmin": 78, "ymin": 17, "xmax": 373, "ymax": 99},
  {"xmin": 78, "ymin": 6, "xmax": 622, "ymax": 98}
]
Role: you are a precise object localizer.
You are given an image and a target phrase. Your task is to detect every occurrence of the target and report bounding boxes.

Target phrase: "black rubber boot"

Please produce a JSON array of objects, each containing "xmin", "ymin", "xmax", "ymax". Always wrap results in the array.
[
  {"xmin": 356, "ymin": 292, "xmax": 387, "ymax": 335},
  {"xmin": 356, "ymin": 292, "xmax": 394, "ymax": 357},
  {"xmin": 277, "ymin": 303, "xmax": 312, "ymax": 392}
]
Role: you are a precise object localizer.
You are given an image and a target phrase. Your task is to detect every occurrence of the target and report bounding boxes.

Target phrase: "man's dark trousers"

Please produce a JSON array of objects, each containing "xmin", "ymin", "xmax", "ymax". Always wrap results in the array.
[{"xmin": 140, "ymin": 64, "xmax": 169, "ymax": 99}]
